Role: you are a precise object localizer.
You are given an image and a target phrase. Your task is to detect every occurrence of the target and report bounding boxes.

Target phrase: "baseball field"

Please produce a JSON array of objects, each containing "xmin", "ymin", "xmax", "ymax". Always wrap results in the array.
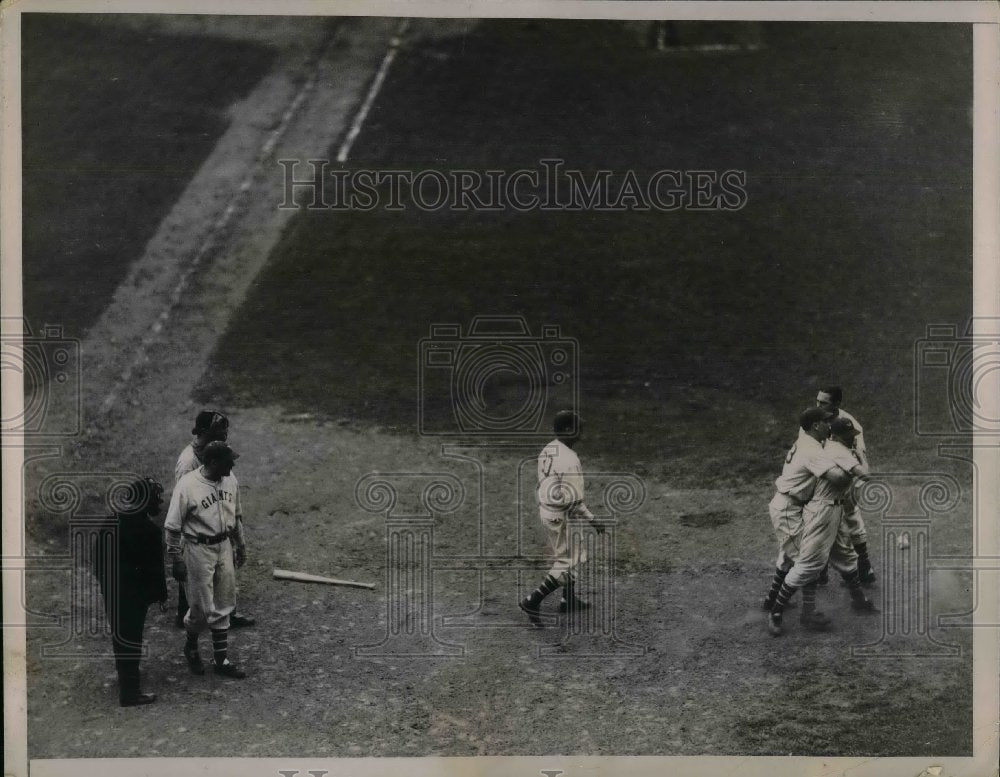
[{"xmin": 19, "ymin": 14, "xmax": 977, "ymax": 761}]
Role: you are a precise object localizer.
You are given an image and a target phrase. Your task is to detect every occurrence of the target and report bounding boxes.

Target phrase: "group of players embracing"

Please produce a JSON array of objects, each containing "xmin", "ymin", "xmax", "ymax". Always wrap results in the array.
[{"xmin": 763, "ymin": 386, "xmax": 879, "ymax": 636}]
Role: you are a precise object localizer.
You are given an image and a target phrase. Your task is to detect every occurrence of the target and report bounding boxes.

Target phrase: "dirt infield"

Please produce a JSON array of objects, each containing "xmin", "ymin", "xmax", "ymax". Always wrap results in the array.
[{"xmin": 22, "ymin": 18, "xmax": 976, "ymax": 760}]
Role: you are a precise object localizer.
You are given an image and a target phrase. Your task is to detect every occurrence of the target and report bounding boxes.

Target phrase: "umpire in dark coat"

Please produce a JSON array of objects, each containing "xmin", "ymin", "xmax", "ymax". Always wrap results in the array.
[{"xmin": 92, "ymin": 477, "xmax": 169, "ymax": 706}]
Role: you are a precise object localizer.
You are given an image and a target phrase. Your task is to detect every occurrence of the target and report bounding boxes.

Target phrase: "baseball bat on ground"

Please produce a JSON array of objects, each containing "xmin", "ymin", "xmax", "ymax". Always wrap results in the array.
[{"xmin": 272, "ymin": 568, "xmax": 376, "ymax": 590}]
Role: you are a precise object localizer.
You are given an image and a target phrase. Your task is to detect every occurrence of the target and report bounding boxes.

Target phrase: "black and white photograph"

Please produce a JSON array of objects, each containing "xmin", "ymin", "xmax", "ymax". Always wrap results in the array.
[{"xmin": 2, "ymin": 2, "xmax": 999, "ymax": 776}]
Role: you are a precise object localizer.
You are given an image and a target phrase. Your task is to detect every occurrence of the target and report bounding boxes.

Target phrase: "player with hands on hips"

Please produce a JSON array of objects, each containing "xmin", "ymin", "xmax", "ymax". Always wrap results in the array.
[
  {"xmin": 165, "ymin": 441, "xmax": 249, "ymax": 679},
  {"xmin": 520, "ymin": 410, "xmax": 605, "ymax": 627},
  {"xmin": 768, "ymin": 417, "xmax": 875, "ymax": 636}
]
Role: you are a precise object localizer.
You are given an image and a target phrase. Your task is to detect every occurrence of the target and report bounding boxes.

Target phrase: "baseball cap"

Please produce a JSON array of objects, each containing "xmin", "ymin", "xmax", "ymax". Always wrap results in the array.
[
  {"xmin": 830, "ymin": 417, "xmax": 859, "ymax": 438},
  {"xmin": 192, "ymin": 410, "xmax": 229, "ymax": 435},
  {"xmin": 202, "ymin": 441, "xmax": 239, "ymax": 463},
  {"xmin": 553, "ymin": 409, "xmax": 581, "ymax": 435},
  {"xmin": 799, "ymin": 406, "xmax": 834, "ymax": 430}
]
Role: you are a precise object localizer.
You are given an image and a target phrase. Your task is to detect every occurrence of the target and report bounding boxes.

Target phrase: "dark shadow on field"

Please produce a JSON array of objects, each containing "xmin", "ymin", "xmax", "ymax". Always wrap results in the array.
[
  {"xmin": 199, "ymin": 20, "xmax": 972, "ymax": 484},
  {"xmin": 21, "ymin": 14, "xmax": 275, "ymax": 339}
]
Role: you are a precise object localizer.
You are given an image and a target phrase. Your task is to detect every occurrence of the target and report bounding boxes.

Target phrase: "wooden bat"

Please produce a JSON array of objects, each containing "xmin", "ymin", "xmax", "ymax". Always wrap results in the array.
[{"xmin": 272, "ymin": 568, "xmax": 376, "ymax": 590}]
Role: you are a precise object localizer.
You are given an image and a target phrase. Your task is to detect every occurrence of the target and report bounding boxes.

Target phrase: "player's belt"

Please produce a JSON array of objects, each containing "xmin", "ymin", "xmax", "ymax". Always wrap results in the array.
[
  {"xmin": 777, "ymin": 492, "xmax": 808, "ymax": 507},
  {"xmin": 183, "ymin": 531, "xmax": 230, "ymax": 545},
  {"xmin": 810, "ymin": 498, "xmax": 847, "ymax": 506}
]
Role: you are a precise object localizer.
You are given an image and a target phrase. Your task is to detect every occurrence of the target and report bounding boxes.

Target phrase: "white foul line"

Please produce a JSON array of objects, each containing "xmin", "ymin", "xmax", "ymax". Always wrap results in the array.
[
  {"xmin": 96, "ymin": 29, "xmax": 340, "ymax": 422},
  {"xmin": 336, "ymin": 20, "xmax": 410, "ymax": 164}
]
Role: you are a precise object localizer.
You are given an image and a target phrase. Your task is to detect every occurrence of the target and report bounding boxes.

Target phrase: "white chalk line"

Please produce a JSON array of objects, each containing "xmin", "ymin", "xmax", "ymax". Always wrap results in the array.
[
  {"xmin": 95, "ymin": 30, "xmax": 341, "ymax": 423},
  {"xmin": 336, "ymin": 19, "xmax": 410, "ymax": 164}
]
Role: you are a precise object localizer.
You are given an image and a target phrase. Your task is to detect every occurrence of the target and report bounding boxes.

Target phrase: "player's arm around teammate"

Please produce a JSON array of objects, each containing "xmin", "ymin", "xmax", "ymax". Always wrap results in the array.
[
  {"xmin": 762, "ymin": 406, "xmax": 835, "ymax": 611},
  {"xmin": 815, "ymin": 386, "xmax": 875, "ymax": 585},
  {"xmin": 766, "ymin": 418, "xmax": 872, "ymax": 635}
]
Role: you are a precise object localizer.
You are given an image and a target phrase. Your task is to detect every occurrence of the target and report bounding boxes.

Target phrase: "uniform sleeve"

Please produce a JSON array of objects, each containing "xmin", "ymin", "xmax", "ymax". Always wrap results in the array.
[
  {"xmin": 164, "ymin": 482, "xmax": 187, "ymax": 558},
  {"xmin": 805, "ymin": 450, "xmax": 837, "ymax": 478},
  {"xmin": 854, "ymin": 430, "xmax": 867, "ymax": 456},
  {"xmin": 234, "ymin": 476, "xmax": 243, "ymax": 519},
  {"xmin": 232, "ymin": 476, "xmax": 246, "ymax": 546},
  {"xmin": 173, "ymin": 453, "xmax": 189, "ymax": 486},
  {"xmin": 830, "ymin": 447, "xmax": 866, "ymax": 475},
  {"xmin": 164, "ymin": 482, "xmax": 186, "ymax": 534}
]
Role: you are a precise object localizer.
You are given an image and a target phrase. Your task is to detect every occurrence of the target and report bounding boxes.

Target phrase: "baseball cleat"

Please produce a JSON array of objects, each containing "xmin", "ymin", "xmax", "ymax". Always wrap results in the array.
[
  {"xmin": 558, "ymin": 596, "xmax": 591, "ymax": 613},
  {"xmin": 183, "ymin": 646, "xmax": 206, "ymax": 675},
  {"xmin": 119, "ymin": 692, "xmax": 156, "ymax": 707},
  {"xmin": 858, "ymin": 570, "xmax": 876, "ymax": 588},
  {"xmin": 519, "ymin": 598, "xmax": 544, "ymax": 628},
  {"xmin": 214, "ymin": 661, "xmax": 247, "ymax": 679},
  {"xmin": 767, "ymin": 612, "xmax": 783, "ymax": 636},
  {"xmin": 229, "ymin": 613, "xmax": 256, "ymax": 628},
  {"xmin": 799, "ymin": 611, "xmax": 833, "ymax": 631}
]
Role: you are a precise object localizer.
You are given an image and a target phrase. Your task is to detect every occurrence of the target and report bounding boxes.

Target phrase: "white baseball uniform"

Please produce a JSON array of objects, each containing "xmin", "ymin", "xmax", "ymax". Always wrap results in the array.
[
  {"xmin": 164, "ymin": 469, "xmax": 245, "ymax": 632},
  {"xmin": 783, "ymin": 439, "xmax": 867, "ymax": 589},
  {"xmin": 537, "ymin": 439, "xmax": 595, "ymax": 581},
  {"xmin": 174, "ymin": 442, "xmax": 204, "ymax": 485},
  {"xmin": 798, "ymin": 408, "xmax": 868, "ymax": 542},
  {"xmin": 768, "ymin": 433, "xmax": 825, "ymax": 568}
]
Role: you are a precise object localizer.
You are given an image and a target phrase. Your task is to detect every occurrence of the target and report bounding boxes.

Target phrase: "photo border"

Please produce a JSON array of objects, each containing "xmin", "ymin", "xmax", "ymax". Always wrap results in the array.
[{"xmin": 3, "ymin": 2, "xmax": 998, "ymax": 776}]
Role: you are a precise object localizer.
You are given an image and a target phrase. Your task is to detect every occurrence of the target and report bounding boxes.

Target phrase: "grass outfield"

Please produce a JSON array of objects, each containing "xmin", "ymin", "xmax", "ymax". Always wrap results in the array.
[
  {"xmin": 200, "ymin": 21, "xmax": 972, "ymax": 484},
  {"xmin": 21, "ymin": 15, "xmax": 274, "ymax": 339}
]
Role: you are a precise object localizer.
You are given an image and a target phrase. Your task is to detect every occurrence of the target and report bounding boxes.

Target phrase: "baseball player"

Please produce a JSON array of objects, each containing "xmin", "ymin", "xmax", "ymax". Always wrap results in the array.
[
  {"xmin": 174, "ymin": 410, "xmax": 255, "ymax": 629},
  {"xmin": 519, "ymin": 410, "xmax": 605, "ymax": 627},
  {"xmin": 762, "ymin": 406, "xmax": 836, "ymax": 617},
  {"xmin": 91, "ymin": 477, "xmax": 168, "ymax": 706},
  {"xmin": 165, "ymin": 441, "xmax": 248, "ymax": 678},
  {"xmin": 801, "ymin": 386, "xmax": 875, "ymax": 586},
  {"xmin": 768, "ymin": 417, "xmax": 875, "ymax": 636}
]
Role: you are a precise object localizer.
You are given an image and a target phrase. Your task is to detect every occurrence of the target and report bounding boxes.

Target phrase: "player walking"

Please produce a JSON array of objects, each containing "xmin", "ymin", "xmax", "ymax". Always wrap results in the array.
[
  {"xmin": 174, "ymin": 410, "xmax": 255, "ymax": 628},
  {"xmin": 762, "ymin": 407, "xmax": 835, "ymax": 615},
  {"xmin": 519, "ymin": 410, "xmax": 605, "ymax": 627},
  {"xmin": 769, "ymin": 417, "xmax": 875, "ymax": 636},
  {"xmin": 165, "ymin": 441, "xmax": 249, "ymax": 678}
]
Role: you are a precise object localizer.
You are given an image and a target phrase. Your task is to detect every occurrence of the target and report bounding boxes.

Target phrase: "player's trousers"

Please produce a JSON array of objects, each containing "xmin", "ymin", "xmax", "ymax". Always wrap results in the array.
[
  {"xmin": 540, "ymin": 506, "xmax": 588, "ymax": 581},
  {"xmin": 783, "ymin": 500, "xmax": 859, "ymax": 589},
  {"xmin": 182, "ymin": 538, "xmax": 236, "ymax": 632},
  {"xmin": 841, "ymin": 506, "xmax": 867, "ymax": 544},
  {"xmin": 768, "ymin": 492, "xmax": 806, "ymax": 568},
  {"xmin": 100, "ymin": 585, "xmax": 149, "ymax": 699}
]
